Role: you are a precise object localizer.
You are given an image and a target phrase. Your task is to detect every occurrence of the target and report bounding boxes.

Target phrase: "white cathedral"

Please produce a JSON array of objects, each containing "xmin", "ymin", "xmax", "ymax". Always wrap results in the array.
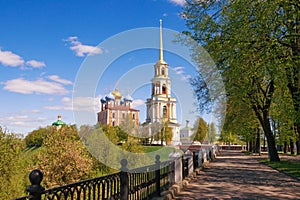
[{"xmin": 144, "ymin": 20, "xmax": 181, "ymax": 145}]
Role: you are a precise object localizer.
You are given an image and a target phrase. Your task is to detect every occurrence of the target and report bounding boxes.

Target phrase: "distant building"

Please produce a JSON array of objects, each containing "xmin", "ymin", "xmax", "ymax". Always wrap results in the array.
[
  {"xmin": 97, "ymin": 88, "xmax": 139, "ymax": 127},
  {"xmin": 180, "ymin": 120, "xmax": 193, "ymax": 144},
  {"xmin": 52, "ymin": 114, "xmax": 66, "ymax": 129}
]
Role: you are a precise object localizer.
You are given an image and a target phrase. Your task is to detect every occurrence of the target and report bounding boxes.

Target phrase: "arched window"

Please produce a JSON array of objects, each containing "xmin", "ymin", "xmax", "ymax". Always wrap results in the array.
[
  {"xmin": 163, "ymin": 106, "xmax": 167, "ymax": 118},
  {"xmin": 162, "ymin": 84, "xmax": 166, "ymax": 94},
  {"xmin": 161, "ymin": 67, "xmax": 165, "ymax": 75}
]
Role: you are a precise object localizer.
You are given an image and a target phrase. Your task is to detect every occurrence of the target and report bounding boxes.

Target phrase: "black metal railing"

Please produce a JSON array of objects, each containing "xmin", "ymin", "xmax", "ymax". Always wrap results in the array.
[
  {"xmin": 15, "ymin": 146, "xmax": 217, "ymax": 200},
  {"xmin": 15, "ymin": 155, "xmax": 174, "ymax": 200}
]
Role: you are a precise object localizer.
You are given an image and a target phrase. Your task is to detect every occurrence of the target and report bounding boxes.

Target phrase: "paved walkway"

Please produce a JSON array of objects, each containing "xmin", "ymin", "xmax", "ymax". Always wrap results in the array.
[{"xmin": 173, "ymin": 150, "xmax": 300, "ymax": 200}]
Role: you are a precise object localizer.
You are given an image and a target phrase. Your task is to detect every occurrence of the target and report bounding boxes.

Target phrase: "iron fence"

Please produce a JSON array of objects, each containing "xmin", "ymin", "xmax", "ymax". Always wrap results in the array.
[
  {"xmin": 14, "ymin": 146, "xmax": 216, "ymax": 200},
  {"xmin": 15, "ymin": 156, "xmax": 174, "ymax": 200}
]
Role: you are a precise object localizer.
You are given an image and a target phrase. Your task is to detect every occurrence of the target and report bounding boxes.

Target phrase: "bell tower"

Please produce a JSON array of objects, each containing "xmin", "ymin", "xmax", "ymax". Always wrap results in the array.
[{"xmin": 145, "ymin": 20, "xmax": 180, "ymax": 145}]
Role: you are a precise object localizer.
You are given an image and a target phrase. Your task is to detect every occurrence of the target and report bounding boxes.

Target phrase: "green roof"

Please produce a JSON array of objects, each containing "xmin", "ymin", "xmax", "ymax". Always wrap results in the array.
[{"xmin": 52, "ymin": 117, "xmax": 66, "ymax": 126}]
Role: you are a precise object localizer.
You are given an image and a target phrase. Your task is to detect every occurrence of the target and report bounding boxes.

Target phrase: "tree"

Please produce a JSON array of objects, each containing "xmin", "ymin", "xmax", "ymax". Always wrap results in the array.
[
  {"xmin": 270, "ymin": 84, "xmax": 297, "ymax": 154},
  {"xmin": 0, "ymin": 127, "xmax": 26, "ymax": 199},
  {"xmin": 192, "ymin": 117, "xmax": 208, "ymax": 143},
  {"xmin": 37, "ymin": 125, "xmax": 93, "ymax": 187},
  {"xmin": 222, "ymin": 96, "xmax": 261, "ymax": 151},
  {"xmin": 163, "ymin": 123, "xmax": 173, "ymax": 145},
  {"xmin": 81, "ymin": 124, "xmax": 119, "ymax": 174},
  {"xmin": 25, "ymin": 127, "xmax": 49, "ymax": 148},
  {"xmin": 207, "ymin": 122, "xmax": 217, "ymax": 144},
  {"xmin": 119, "ymin": 113, "xmax": 136, "ymax": 141},
  {"xmin": 275, "ymin": 1, "xmax": 300, "ymax": 154},
  {"xmin": 181, "ymin": 0, "xmax": 300, "ymax": 161}
]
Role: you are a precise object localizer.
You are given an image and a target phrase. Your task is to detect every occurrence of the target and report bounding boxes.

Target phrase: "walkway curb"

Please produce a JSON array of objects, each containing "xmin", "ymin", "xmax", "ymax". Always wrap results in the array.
[{"xmin": 160, "ymin": 161, "xmax": 212, "ymax": 200}]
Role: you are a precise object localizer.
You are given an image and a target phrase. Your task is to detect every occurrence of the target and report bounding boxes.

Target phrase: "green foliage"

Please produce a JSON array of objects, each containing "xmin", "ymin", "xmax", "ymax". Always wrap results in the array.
[
  {"xmin": 37, "ymin": 126, "xmax": 93, "ymax": 187},
  {"xmin": 163, "ymin": 124, "xmax": 173, "ymax": 145},
  {"xmin": 219, "ymin": 131, "xmax": 242, "ymax": 145},
  {"xmin": 25, "ymin": 127, "xmax": 49, "ymax": 148},
  {"xmin": 82, "ymin": 124, "xmax": 120, "ymax": 173},
  {"xmin": 207, "ymin": 122, "xmax": 217, "ymax": 144},
  {"xmin": 192, "ymin": 117, "xmax": 208, "ymax": 143},
  {"xmin": 81, "ymin": 124, "xmax": 148, "ymax": 171},
  {"xmin": 0, "ymin": 127, "xmax": 26, "ymax": 199},
  {"xmin": 182, "ymin": 0, "xmax": 300, "ymax": 160},
  {"xmin": 119, "ymin": 113, "xmax": 135, "ymax": 140}
]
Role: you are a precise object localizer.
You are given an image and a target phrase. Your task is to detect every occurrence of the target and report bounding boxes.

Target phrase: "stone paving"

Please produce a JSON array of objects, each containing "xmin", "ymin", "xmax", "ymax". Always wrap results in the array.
[{"xmin": 173, "ymin": 150, "xmax": 300, "ymax": 200}]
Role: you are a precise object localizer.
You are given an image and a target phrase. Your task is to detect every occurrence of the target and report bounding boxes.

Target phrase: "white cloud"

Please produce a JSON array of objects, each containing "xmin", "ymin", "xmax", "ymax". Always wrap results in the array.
[
  {"xmin": 45, "ymin": 96, "xmax": 101, "ymax": 112},
  {"xmin": 48, "ymin": 75, "xmax": 73, "ymax": 85},
  {"xmin": 172, "ymin": 66, "xmax": 192, "ymax": 81},
  {"xmin": 132, "ymin": 99, "xmax": 145, "ymax": 108},
  {"xmin": 43, "ymin": 106, "xmax": 64, "ymax": 110},
  {"xmin": 0, "ymin": 48, "xmax": 46, "ymax": 69},
  {"xmin": 65, "ymin": 36, "xmax": 102, "ymax": 57},
  {"xmin": 21, "ymin": 109, "xmax": 41, "ymax": 114},
  {"xmin": 168, "ymin": 0, "xmax": 186, "ymax": 6},
  {"xmin": 26, "ymin": 60, "xmax": 46, "ymax": 68},
  {"xmin": 181, "ymin": 74, "xmax": 192, "ymax": 81},
  {"xmin": 3, "ymin": 78, "xmax": 69, "ymax": 95},
  {"xmin": 173, "ymin": 66, "xmax": 185, "ymax": 74},
  {"xmin": 61, "ymin": 97, "xmax": 72, "ymax": 103},
  {"xmin": 0, "ymin": 113, "xmax": 48, "ymax": 131},
  {"xmin": 0, "ymin": 48, "xmax": 24, "ymax": 67}
]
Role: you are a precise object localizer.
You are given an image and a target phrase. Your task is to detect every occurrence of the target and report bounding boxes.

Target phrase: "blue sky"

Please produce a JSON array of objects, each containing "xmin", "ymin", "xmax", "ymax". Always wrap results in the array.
[{"xmin": 0, "ymin": 0, "xmax": 208, "ymax": 135}]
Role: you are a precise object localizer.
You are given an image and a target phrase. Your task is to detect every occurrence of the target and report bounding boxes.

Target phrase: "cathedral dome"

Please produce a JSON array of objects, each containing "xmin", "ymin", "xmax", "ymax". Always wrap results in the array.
[
  {"xmin": 100, "ymin": 97, "xmax": 106, "ymax": 103},
  {"xmin": 124, "ymin": 94, "xmax": 133, "ymax": 102},
  {"xmin": 112, "ymin": 88, "xmax": 122, "ymax": 99},
  {"xmin": 105, "ymin": 92, "xmax": 115, "ymax": 100},
  {"xmin": 52, "ymin": 115, "xmax": 66, "ymax": 127}
]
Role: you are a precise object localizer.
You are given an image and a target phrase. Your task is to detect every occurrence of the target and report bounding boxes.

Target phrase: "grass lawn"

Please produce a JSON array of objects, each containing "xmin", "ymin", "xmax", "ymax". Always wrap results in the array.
[
  {"xmin": 261, "ymin": 159, "xmax": 300, "ymax": 179},
  {"xmin": 143, "ymin": 145, "xmax": 181, "ymax": 162},
  {"xmin": 144, "ymin": 145, "xmax": 164, "ymax": 152}
]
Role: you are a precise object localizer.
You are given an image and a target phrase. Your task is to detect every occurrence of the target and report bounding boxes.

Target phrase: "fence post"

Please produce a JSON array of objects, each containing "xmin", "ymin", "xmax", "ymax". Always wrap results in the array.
[
  {"xmin": 120, "ymin": 159, "xmax": 128, "ymax": 200},
  {"xmin": 184, "ymin": 150, "xmax": 193, "ymax": 176},
  {"xmin": 193, "ymin": 151, "xmax": 198, "ymax": 169},
  {"xmin": 198, "ymin": 149, "xmax": 204, "ymax": 166},
  {"xmin": 26, "ymin": 169, "xmax": 44, "ymax": 200},
  {"xmin": 155, "ymin": 155, "xmax": 161, "ymax": 197},
  {"xmin": 169, "ymin": 150, "xmax": 182, "ymax": 185}
]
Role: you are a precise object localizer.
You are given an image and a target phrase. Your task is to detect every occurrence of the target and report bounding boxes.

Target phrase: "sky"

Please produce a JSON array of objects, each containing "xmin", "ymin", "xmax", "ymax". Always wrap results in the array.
[{"xmin": 0, "ymin": 0, "xmax": 210, "ymax": 135}]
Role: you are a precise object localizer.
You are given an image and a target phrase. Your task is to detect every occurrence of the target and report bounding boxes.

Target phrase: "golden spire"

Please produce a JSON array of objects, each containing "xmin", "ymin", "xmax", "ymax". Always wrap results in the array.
[{"xmin": 159, "ymin": 19, "xmax": 164, "ymax": 62}]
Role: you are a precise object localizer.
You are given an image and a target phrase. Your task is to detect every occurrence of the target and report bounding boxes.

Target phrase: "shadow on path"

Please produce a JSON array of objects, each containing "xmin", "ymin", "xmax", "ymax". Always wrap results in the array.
[{"xmin": 174, "ymin": 150, "xmax": 300, "ymax": 200}]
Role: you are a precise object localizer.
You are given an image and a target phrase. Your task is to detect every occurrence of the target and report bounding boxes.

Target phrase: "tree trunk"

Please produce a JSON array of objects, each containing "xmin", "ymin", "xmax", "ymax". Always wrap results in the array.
[
  {"xmin": 256, "ymin": 128, "xmax": 261, "ymax": 155},
  {"xmin": 263, "ymin": 136, "xmax": 266, "ymax": 151},
  {"xmin": 262, "ymin": 112, "xmax": 280, "ymax": 161},
  {"xmin": 295, "ymin": 124, "xmax": 300, "ymax": 155},
  {"xmin": 296, "ymin": 140, "xmax": 300, "ymax": 155},
  {"xmin": 284, "ymin": 141, "xmax": 288, "ymax": 154},
  {"xmin": 249, "ymin": 141, "xmax": 253, "ymax": 152},
  {"xmin": 290, "ymin": 139, "xmax": 295, "ymax": 155}
]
